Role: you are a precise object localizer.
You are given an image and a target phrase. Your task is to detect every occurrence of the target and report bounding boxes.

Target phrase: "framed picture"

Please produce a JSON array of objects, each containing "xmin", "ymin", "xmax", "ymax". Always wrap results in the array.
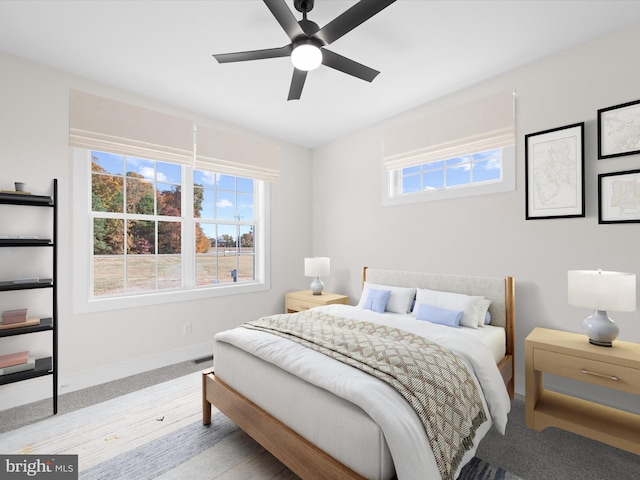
[
  {"xmin": 597, "ymin": 99, "xmax": 640, "ymax": 159},
  {"xmin": 598, "ymin": 169, "xmax": 640, "ymax": 224},
  {"xmin": 525, "ymin": 122, "xmax": 585, "ymax": 220}
]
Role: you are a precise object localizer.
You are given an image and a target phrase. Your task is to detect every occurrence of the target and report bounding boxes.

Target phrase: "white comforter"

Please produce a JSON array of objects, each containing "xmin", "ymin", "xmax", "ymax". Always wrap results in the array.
[{"xmin": 215, "ymin": 304, "xmax": 511, "ymax": 479}]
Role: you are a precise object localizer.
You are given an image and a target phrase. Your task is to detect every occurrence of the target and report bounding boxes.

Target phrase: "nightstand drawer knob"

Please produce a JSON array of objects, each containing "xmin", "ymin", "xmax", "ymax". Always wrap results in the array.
[{"xmin": 581, "ymin": 369, "xmax": 618, "ymax": 381}]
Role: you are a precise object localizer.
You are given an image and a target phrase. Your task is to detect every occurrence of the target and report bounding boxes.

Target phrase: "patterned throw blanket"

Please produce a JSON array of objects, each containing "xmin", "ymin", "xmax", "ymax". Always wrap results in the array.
[{"xmin": 243, "ymin": 310, "xmax": 487, "ymax": 480}]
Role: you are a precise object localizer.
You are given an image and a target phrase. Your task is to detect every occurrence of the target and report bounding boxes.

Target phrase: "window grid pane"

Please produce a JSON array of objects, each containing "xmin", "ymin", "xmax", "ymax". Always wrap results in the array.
[
  {"xmin": 126, "ymin": 255, "xmax": 157, "ymax": 293},
  {"xmin": 93, "ymin": 256, "xmax": 124, "ymax": 296}
]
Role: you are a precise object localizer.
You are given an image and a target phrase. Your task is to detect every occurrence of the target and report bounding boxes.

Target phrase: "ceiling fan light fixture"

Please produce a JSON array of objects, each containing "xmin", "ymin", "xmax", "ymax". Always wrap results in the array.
[
  {"xmin": 291, "ymin": 43, "xmax": 322, "ymax": 71},
  {"xmin": 212, "ymin": 0, "xmax": 397, "ymax": 98}
]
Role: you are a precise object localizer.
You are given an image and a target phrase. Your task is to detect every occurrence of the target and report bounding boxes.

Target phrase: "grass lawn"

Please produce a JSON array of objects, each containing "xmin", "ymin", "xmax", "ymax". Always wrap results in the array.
[{"xmin": 94, "ymin": 251, "xmax": 254, "ymax": 296}]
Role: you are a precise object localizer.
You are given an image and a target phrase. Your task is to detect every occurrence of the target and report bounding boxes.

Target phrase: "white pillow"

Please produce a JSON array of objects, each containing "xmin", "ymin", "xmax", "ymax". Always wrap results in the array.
[
  {"xmin": 476, "ymin": 298, "xmax": 492, "ymax": 327},
  {"xmin": 357, "ymin": 282, "xmax": 416, "ymax": 314},
  {"xmin": 414, "ymin": 288, "xmax": 484, "ymax": 329}
]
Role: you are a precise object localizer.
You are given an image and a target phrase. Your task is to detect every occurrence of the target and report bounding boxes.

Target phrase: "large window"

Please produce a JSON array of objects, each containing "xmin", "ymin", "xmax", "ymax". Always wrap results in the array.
[{"xmin": 74, "ymin": 149, "xmax": 268, "ymax": 313}]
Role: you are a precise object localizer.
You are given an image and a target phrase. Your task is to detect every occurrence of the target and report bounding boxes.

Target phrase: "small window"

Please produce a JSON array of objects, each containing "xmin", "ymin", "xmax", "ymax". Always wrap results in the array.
[
  {"xmin": 400, "ymin": 149, "xmax": 502, "ymax": 194},
  {"xmin": 385, "ymin": 146, "xmax": 515, "ymax": 205}
]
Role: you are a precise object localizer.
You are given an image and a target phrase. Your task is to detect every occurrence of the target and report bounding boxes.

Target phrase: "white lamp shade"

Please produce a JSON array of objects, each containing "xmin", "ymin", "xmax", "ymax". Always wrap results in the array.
[
  {"xmin": 305, "ymin": 257, "xmax": 330, "ymax": 277},
  {"xmin": 568, "ymin": 270, "xmax": 636, "ymax": 312},
  {"xmin": 291, "ymin": 44, "xmax": 322, "ymax": 71}
]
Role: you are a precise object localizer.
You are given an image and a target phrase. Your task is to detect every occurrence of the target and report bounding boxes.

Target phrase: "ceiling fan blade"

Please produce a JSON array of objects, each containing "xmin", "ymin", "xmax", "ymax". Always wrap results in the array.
[
  {"xmin": 314, "ymin": 0, "xmax": 396, "ymax": 45},
  {"xmin": 264, "ymin": 0, "xmax": 306, "ymax": 42},
  {"xmin": 321, "ymin": 49, "xmax": 379, "ymax": 82},
  {"xmin": 288, "ymin": 68, "xmax": 308, "ymax": 100},
  {"xmin": 213, "ymin": 45, "xmax": 292, "ymax": 64}
]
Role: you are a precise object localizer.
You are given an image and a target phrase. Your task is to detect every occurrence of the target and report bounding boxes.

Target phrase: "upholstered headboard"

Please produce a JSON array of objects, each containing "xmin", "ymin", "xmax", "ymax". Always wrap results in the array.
[{"xmin": 363, "ymin": 267, "xmax": 509, "ymax": 327}]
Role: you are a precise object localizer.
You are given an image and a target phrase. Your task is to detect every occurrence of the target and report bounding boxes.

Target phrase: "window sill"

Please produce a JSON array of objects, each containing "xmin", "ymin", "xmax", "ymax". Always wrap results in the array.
[{"xmin": 73, "ymin": 281, "xmax": 269, "ymax": 314}]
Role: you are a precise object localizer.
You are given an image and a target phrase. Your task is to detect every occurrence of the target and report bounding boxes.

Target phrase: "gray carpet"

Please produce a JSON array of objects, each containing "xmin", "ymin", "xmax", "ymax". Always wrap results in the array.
[{"xmin": 474, "ymin": 396, "xmax": 639, "ymax": 480}]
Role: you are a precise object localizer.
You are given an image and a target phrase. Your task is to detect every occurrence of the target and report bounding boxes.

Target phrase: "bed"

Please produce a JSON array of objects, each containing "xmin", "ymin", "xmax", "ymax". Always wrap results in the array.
[{"xmin": 202, "ymin": 267, "xmax": 515, "ymax": 480}]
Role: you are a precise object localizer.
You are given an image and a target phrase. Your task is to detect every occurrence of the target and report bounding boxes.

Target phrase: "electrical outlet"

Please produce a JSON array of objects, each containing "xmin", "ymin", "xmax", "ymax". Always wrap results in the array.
[{"xmin": 183, "ymin": 322, "xmax": 192, "ymax": 335}]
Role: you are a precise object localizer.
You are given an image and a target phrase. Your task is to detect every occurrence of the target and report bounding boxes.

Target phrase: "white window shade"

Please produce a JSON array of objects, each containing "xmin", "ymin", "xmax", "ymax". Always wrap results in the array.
[
  {"xmin": 195, "ymin": 125, "xmax": 279, "ymax": 182},
  {"xmin": 383, "ymin": 89, "xmax": 515, "ymax": 170},
  {"xmin": 69, "ymin": 90, "xmax": 194, "ymax": 165}
]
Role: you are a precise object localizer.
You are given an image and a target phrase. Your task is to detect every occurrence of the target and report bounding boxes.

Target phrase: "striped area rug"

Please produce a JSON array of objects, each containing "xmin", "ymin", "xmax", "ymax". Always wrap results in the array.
[{"xmin": 0, "ymin": 372, "xmax": 521, "ymax": 479}]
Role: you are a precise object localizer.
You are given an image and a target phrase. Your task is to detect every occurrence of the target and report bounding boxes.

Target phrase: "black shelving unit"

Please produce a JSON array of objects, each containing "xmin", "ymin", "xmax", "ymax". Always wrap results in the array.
[{"xmin": 0, "ymin": 179, "xmax": 58, "ymax": 414}]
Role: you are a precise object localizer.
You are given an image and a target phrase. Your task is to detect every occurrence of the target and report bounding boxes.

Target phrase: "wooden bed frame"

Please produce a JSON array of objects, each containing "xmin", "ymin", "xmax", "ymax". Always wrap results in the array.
[{"xmin": 202, "ymin": 267, "xmax": 516, "ymax": 479}]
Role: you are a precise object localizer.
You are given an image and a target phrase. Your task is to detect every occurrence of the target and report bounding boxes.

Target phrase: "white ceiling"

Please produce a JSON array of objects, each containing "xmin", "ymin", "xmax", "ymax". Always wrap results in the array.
[{"xmin": 2, "ymin": 1, "xmax": 640, "ymax": 149}]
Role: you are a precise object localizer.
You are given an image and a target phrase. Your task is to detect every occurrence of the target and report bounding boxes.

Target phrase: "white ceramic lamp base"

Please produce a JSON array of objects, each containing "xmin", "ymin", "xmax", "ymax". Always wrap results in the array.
[
  {"xmin": 582, "ymin": 310, "xmax": 619, "ymax": 347},
  {"xmin": 309, "ymin": 277, "xmax": 324, "ymax": 295}
]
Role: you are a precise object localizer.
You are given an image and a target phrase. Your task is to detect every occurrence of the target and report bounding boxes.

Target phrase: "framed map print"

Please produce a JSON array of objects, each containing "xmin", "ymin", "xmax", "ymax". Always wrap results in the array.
[
  {"xmin": 598, "ymin": 99, "xmax": 640, "ymax": 159},
  {"xmin": 598, "ymin": 169, "xmax": 640, "ymax": 223},
  {"xmin": 525, "ymin": 122, "xmax": 585, "ymax": 220}
]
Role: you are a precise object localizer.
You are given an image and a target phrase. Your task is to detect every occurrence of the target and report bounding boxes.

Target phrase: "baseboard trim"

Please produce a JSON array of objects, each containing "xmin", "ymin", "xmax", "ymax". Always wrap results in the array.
[{"xmin": 0, "ymin": 342, "xmax": 213, "ymax": 412}]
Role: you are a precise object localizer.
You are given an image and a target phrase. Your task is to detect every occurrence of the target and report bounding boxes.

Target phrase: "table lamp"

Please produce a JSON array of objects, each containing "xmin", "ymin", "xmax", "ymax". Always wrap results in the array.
[
  {"xmin": 568, "ymin": 269, "xmax": 636, "ymax": 347},
  {"xmin": 305, "ymin": 257, "xmax": 330, "ymax": 295}
]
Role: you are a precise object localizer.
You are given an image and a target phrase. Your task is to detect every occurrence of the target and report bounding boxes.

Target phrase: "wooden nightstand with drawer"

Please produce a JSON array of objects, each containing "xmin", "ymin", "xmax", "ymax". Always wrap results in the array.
[
  {"xmin": 525, "ymin": 327, "xmax": 640, "ymax": 454},
  {"xmin": 285, "ymin": 290, "xmax": 349, "ymax": 313}
]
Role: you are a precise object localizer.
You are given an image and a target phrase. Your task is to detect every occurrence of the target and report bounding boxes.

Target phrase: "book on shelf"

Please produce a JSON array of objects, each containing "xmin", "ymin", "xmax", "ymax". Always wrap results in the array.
[
  {"xmin": 0, "ymin": 236, "xmax": 45, "ymax": 239},
  {"xmin": 12, "ymin": 277, "xmax": 40, "ymax": 284},
  {"xmin": 2, "ymin": 308, "xmax": 28, "ymax": 324},
  {"xmin": 0, "ymin": 350, "xmax": 29, "ymax": 368},
  {"xmin": 0, "ymin": 355, "xmax": 36, "ymax": 375},
  {"xmin": 0, "ymin": 317, "xmax": 41, "ymax": 330},
  {"xmin": 6, "ymin": 278, "xmax": 52, "ymax": 286},
  {"xmin": 0, "ymin": 190, "xmax": 33, "ymax": 195}
]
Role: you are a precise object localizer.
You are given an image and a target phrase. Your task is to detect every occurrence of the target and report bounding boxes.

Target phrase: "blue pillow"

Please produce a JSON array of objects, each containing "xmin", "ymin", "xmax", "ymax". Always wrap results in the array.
[
  {"xmin": 484, "ymin": 310, "xmax": 491, "ymax": 325},
  {"xmin": 362, "ymin": 288, "xmax": 391, "ymax": 313},
  {"xmin": 415, "ymin": 303, "xmax": 463, "ymax": 328}
]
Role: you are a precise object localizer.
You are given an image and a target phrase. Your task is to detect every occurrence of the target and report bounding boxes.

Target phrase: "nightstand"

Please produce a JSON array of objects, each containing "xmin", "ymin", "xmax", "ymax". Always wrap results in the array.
[
  {"xmin": 285, "ymin": 290, "xmax": 349, "ymax": 313},
  {"xmin": 525, "ymin": 327, "xmax": 640, "ymax": 454}
]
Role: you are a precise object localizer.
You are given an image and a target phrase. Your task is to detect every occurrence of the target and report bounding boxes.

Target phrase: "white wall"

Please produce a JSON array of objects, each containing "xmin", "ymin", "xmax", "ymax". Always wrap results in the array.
[
  {"xmin": 0, "ymin": 51, "xmax": 313, "ymax": 410},
  {"xmin": 312, "ymin": 24, "xmax": 640, "ymax": 414}
]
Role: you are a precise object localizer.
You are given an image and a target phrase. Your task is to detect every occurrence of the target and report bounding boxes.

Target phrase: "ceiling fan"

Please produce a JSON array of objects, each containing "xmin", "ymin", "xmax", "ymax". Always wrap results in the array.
[{"xmin": 212, "ymin": 0, "xmax": 396, "ymax": 100}]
